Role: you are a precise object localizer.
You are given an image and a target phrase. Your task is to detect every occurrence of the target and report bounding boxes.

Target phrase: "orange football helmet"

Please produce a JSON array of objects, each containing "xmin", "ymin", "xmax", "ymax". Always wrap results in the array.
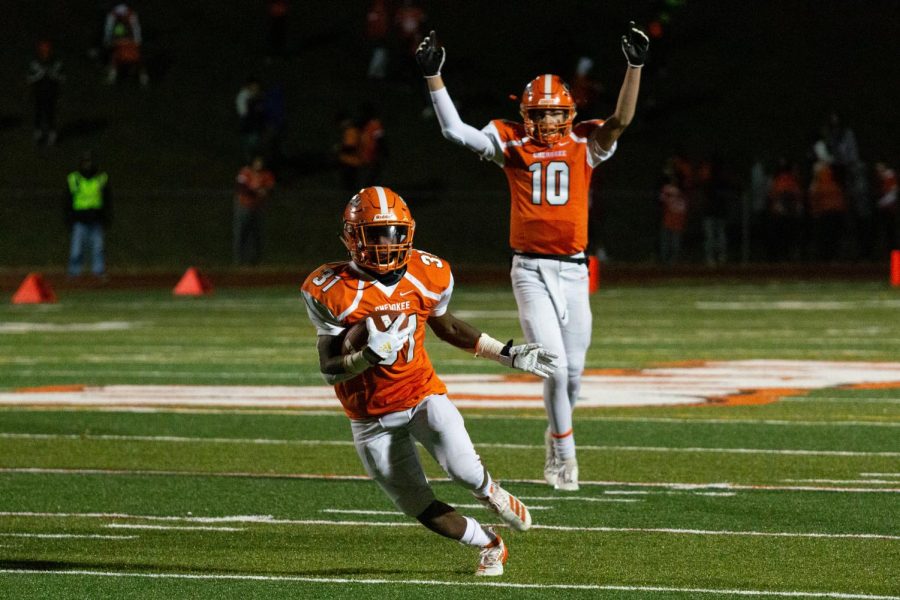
[
  {"xmin": 519, "ymin": 74, "xmax": 577, "ymax": 145},
  {"xmin": 341, "ymin": 186, "xmax": 415, "ymax": 273}
]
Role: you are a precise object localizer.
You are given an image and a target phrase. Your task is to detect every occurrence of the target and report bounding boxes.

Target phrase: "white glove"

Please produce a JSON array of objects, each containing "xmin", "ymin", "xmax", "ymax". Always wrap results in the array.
[
  {"xmin": 365, "ymin": 316, "xmax": 413, "ymax": 362},
  {"xmin": 475, "ymin": 334, "xmax": 559, "ymax": 379}
]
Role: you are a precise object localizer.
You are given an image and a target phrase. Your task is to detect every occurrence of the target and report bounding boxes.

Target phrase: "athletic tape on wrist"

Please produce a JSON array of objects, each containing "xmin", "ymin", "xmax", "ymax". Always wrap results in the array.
[
  {"xmin": 342, "ymin": 350, "xmax": 373, "ymax": 374},
  {"xmin": 474, "ymin": 333, "xmax": 505, "ymax": 360}
]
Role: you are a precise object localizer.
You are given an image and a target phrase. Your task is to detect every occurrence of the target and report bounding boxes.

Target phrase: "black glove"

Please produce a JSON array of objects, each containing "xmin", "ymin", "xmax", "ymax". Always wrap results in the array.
[
  {"xmin": 621, "ymin": 21, "xmax": 650, "ymax": 67},
  {"xmin": 415, "ymin": 30, "xmax": 445, "ymax": 77}
]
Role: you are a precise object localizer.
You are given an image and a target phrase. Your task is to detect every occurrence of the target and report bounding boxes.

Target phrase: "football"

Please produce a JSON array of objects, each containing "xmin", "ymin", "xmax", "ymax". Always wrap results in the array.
[{"xmin": 341, "ymin": 311, "xmax": 406, "ymax": 354}]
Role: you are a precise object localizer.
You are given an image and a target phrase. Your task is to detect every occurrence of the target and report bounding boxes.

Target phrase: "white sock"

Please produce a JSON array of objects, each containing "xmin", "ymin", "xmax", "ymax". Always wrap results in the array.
[
  {"xmin": 553, "ymin": 431, "xmax": 576, "ymax": 461},
  {"xmin": 474, "ymin": 472, "xmax": 493, "ymax": 498},
  {"xmin": 459, "ymin": 516, "xmax": 496, "ymax": 547}
]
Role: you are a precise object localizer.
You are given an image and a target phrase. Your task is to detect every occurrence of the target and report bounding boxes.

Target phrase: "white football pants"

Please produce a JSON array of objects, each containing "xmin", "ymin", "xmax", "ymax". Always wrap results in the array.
[
  {"xmin": 511, "ymin": 255, "xmax": 591, "ymax": 457},
  {"xmin": 350, "ymin": 394, "xmax": 490, "ymax": 517}
]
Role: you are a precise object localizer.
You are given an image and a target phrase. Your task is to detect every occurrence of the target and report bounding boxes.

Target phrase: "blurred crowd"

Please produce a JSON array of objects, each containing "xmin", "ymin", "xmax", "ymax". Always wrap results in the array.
[
  {"xmin": 646, "ymin": 112, "xmax": 898, "ymax": 266},
  {"xmin": 20, "ymin": 1, "xmax": 898, "ymax": 271}
]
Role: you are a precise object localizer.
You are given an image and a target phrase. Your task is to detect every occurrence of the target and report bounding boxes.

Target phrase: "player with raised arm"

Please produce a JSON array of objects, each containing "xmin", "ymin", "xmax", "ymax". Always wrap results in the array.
[
  {"xmin": 301, "ymin": 186, "xmax": 557, "ymax": 576},
  {"xmin": 416, "ymin": 24, "xmax": 648, "ymax": 491}
]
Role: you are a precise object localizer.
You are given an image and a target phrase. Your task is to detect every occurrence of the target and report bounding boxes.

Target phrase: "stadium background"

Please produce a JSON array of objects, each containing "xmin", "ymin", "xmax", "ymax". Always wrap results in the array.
[{"xmin": 2, "ymin": 0, "xmax": 900, "ymax": 275}]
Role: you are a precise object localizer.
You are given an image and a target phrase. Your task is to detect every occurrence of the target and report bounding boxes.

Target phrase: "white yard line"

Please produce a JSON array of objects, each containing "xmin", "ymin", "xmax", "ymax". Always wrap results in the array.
[
  {"xmin": 0, "ymin": 533, "xmax": 136, "ymax": 540},
  {"xmin": 466, "ymin": 414, "xmax": 900, "ymax": 427},
  {"xmin": 783, "ymin": 479, "xmax": 900, "ymax": 485},
  {"xmin": 105, "ymin": 524, "xmax": 243, "ymax": 532},
  {"xmin": 3, "ymin": 432, "xmax": 896, "ymax": 458},
  {"xmin": 780, "ymin": 397, "xmax": 900, "ymax": 404},
  {"xmin": 320, "ymin": 506, "xmax": 554, "ymax": 516},
  {"xmin": 527, "ymin": 524, "xmax": 900, "ymax": 540},
  {"xmin": 2, "ymin": 468, "xmax": 898, "ymax": 494},
  {"xmin": 0, "ymin": 569, "xmax": 896, "ymax": 599},
  {"xmin": 0, "ymin": 512, "xmax": 275, "ymax": 523},
  {"xmin": 518, "ymin": 496, "xmax": 641, "ymax": 503},
  {"xmin": 550, "ymin": 417, "xmax": 900, "ymax": 428},
  {"xmin": 0, "ymin": 432, "xmax": 353, "ymax": 447},
  {"xmin": 2, "ymin": 404, "xmax": 896, "ymax": 427},
  {"xmin": 0, "ymin": 512, "xmax": 897, "ymax": 541}
]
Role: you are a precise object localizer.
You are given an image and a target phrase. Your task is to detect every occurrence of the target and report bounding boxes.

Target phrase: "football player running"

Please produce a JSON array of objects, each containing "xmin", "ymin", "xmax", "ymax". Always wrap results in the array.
[
  {"xmin": 416, "ymin": 24, "xmax": 649, "ymax": 491},
  {"xmin": 301, "ymin": 186, "xmax": 557, "ymax": 576}
]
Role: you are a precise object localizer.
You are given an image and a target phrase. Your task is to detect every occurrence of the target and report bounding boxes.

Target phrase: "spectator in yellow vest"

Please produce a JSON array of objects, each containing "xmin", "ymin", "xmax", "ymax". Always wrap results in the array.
[{"xmin": 64, "ymin": 151, "xmax": 111, "ymax": 279}]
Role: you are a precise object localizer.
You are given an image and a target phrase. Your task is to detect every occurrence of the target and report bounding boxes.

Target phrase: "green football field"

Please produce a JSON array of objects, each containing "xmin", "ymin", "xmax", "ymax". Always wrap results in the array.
[{"xmin": 1, "ymin": 281, "xmax": 898, "ymax": 599}]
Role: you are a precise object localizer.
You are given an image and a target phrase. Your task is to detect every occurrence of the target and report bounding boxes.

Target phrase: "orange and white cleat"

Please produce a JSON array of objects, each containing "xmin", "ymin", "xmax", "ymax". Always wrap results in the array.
[
  {"xmin": 477, "ymin": 483, "xmax": 532, "ymax": 532},
  {"xmin": 475, "ymin": 530, "xmax": 508, "ymax": 576}
]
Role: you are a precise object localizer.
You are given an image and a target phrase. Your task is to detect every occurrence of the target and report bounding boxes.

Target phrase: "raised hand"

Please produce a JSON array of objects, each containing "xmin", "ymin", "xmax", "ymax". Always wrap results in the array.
[
  {"xmin": 621, "ymin": 21, "xmax": 650, "ymax": 67},
  {"xmin": 415, "ymin": 30, "xmax": 446, "ymax": 77}
]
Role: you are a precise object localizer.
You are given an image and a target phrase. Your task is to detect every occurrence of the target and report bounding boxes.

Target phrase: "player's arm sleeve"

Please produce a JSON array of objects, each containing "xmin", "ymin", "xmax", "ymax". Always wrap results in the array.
[
  {"xmin": 430, "ymin": 87, "xmax": 497, "ymax": 161},
  {"xmin": 301, "ymin": 291, "xmax": 345, "ymax": 336},
  {"xmin": 586, "ymin": 121, "xmax": 618, "ymax": 168},
  {"xmin": 302, "ymin": 291, "xmax": 366, "ymax": 385},
  {"xmin": 430, "ymin": 273, "xmax": 454, "ymax": 317}
]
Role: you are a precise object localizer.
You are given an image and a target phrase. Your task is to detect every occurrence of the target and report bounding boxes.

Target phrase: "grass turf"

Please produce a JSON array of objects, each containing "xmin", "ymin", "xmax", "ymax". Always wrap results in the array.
[{"xmin": 1, "ymin": 281, "xmax": 899, "ymax": 598}]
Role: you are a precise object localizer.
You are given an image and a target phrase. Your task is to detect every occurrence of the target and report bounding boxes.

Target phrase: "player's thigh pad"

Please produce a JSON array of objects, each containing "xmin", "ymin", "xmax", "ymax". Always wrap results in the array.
[
  {"xmin": 510, "ymin": 257, "xmax": 566, "ymax": 358},
  {"xmin": 559, "ymin": 261, "xmax": 592, "ymax": 367},
  {"xmin": 350, "ymin": 417, "xmax": 436, "ymax": 517},
  {"xmin": 411, "ymin": 395, "xmax": 485, "ymax": 490}
]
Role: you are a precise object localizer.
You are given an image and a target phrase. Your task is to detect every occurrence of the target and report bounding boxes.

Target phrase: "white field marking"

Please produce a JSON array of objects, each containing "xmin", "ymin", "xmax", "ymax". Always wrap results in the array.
[
  {"xmin": 527, "ymin": 524, "xmax": 900, "ymax": 541},
  {"xmin": 518, "ymin": 496, "xmax": 641, "ymax": 503},
  {"xmin": 0, "ymin": 406, "xmax": 345, "ymax": 417},
  {"xmin": 452, "ymin": 310, "xmax": 519, "ymax": 319},
  {"xmin": 321, "ymin": 506, "xmax": 550, "ymax": 515},
  {"xmin": 563, "ymin": 490, "xmax": 732, "ymax": 498},
  {"xmin": 479, "ymin": 442, "xmax": 900, "ymax": 458},
  {"xmin": 1, "ymin": 571, "xmax": 897, "ymax": 600},
  {"xmin": 780, "ymin": 397, "xmax": 900, "ymax": 404},
  {"xmin": 501, "ymin": 478, "xmax": 900, "ymax": 495},
  {"xmin": 469, "ymin": 415, "xmax": 900, "ymax": 427},
  {"xmin": 0, "ymin": 511, "xmax": 274, "ymax": 523},
  {"xmin": 2, "ymin": 468, "xmax": 899, "ymax": 495},
  {"xmin": 3, "ymin": 360, "xmax": 900, "ymax": 409},
  {"xmin": 2, "ymin": 369, "xmax": 308, "ymax": 381},
  {"xmin": 5, "ymin": 432, "xmax": 896, "ymax": 458},
  {"xmin": 1, "ymin": 512, "xmax": 896, "ymax": 543},
  {"xmin": 696, "ymin": 299, "xmax": 900, "ymax": 310},
  {"xmin": 319, "ymin": 509, "xmax": 399, "ymax": 516},
  {"xmin": 783, "ymin": 479, "xmax": 900, "ymax": 485},
  {"xmin": 0, "ymin": 432, "xmax": 354, "ymax": 447},
  {"xmin": 0, "ymin": 533, "xmax": 136, "ymax": 540},
  {"xmin": 0, "ymin": 321, "xmax": 138, "ymax": 334},
  {"xmin": 2, "ymin": 405, "xmax": 895, "ymax": 428},
  {"xmin": 286, "ymin": 519, "xmax": 900, "ymax": 541},
  {"xmin": 105, "ymin": 524, "xmax": 243, "ymax": 532},
  {"xmin": 861, "ymin": 473, "xmax": 900, "ymax": 477}
]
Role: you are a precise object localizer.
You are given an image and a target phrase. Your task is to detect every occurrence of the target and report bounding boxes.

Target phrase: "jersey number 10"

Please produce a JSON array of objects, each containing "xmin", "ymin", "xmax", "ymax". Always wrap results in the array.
[{"xmin": 529, "ymin": 161, "xmax": 570, "ymax": 205}]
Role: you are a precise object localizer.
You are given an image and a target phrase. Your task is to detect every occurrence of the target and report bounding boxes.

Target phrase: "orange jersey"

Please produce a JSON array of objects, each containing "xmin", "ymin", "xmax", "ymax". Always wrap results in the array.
[
  {"xmin": 483, "ymin": 119, "xmax": 613, "ymax": 255},
  {"xmin": 301, "ymin": 250, "xmax": 453, "ymax": 419}
]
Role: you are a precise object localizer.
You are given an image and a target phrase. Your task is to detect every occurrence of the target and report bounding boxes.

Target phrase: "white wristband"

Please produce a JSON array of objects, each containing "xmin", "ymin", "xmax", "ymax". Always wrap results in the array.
[{"xmin": 474, "ymin": 333, "xmax": 505, "ymax": 360}]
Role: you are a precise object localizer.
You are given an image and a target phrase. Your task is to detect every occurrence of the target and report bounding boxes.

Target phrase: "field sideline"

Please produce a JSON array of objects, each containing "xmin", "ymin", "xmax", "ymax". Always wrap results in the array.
[{"xmin": 1, "ymin": 282, "xmax": 898, "ymax": 598}]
